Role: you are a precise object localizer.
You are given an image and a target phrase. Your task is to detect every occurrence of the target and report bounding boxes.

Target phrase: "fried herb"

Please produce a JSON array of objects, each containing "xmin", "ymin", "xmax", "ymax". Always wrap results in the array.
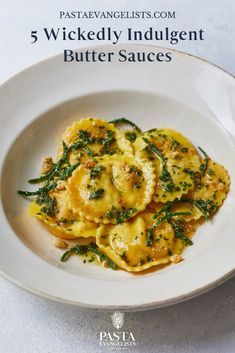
[
  {"xmin": 28, "ymin": 141, "xmax": 70, "ymax": 184},
  {"xmin": 18, "ymin": 181, "xmax": 58, "ymax": 216},
  {"xmin": 103, "ymin": 129, "xmax": 115, "ymax": 146},
  {"xmin": 180, "ymin": 147, "xmax": 189, "ymax": 153},
  {"xmin": 70, "ymin": 139, "xmax": 94, "ymax": 157},
  {"xmin": 183, "ymin": 168, "xmax": 201, "ymax": 187},
  {"xmin": 129, "ymin": 165, "xmax": 142, "ymax": 176},
  {"xmin": 60, "ymin": 243, "xmax": 117, "ymax": 270},
  {"xmin": 106, "ymin": 207, "xmax": 137, "ymax": 223},
  {"xmin": 17, "ymin": 182, "xmax": 57, "ymax": 197},
  {"xmin": 78, "ymin": 130, "xmax": 95, "ymax": 144},
  {"xmin": 142, "ymin": 138, "xmax": 171, "ymax": 181},
  {"xmin": 109, "ymin": 117, "xmax": 142, "ymax": 133},
  {"xmin": 198, "ymin": 146, "xmax": 209, "ymax": 175},
  {"xmin": 152, "ymin": 203, "xmax": 173, "ymax": 219},
  {"xmin": 143, "ymin": 137, "xmax": 178, "ymax": 193},
  {"xmin": 99, "ymin": 130, "xmax": 116, "ymax": 155},
  {"xmin": 125, "ymin": 131, "xmax": 137, "ymax": 142},
  {"xmin": 172, "ymin": 138, "xmax": 180, "ymax": 150},
  {"xmin": 207, "ymin": 168, "xmax": 214, "ymax": 176},
  {"xmin": 164, "ymin": 182, "xmax": 180, "ymax": 193},
  {"xmin": 89, "ymin": 188, "xmax": 105, "ymax": 200},
  {"xmin": 81, "ymin": 144, "xmax": 95, "ymax": 157},
  {"xmin": 146, "ymin": 211, "xmax": 192, "ymax": 247},
  {"xmin": 90, "ymin": 165, "xmax": 106, "ymax": 179},
  {"xmin": 36, "ymin": 193, "xmax": 58, "ymax": 216},
  {"xmin": 180, "ymin": 197, "xmax": 217, "ymax": 220},
  {"xmin": 75, "ymin": 129, "xmax": 116, "ymax": 156},
  {"xmin": 28, "ymin": 172, "xmax": 52, "ymax": 184},
  {"xmin": 168, "ymin": 219, "xmax": 193, "ymax": 246},
  {"xmin": 19, "ymin": 143, "xmax": 73, "ymax": 216},
  {"xmin": 59, "ymin": 162, "xmax": 80, "ymax": 180}
]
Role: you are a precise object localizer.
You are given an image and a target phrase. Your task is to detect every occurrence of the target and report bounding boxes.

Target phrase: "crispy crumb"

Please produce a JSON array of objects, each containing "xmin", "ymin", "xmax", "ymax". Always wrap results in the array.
[
  {"xmin": 55, "ymin": 180, "xmax": 66, "ymax": 191},
  {"xmin": 171, "ymin": 151, "xmax": 180, "ymax": 158},
  {"xmin": 84, "ymin": 159, "xmax": 96, "ymax": 169},
  {"xmin": 41, "ymin": 157, "xmax": 53, "ymax": 174},
  {"xmin": 101, "ymin": 260, "xmax": 109, "ymax": 268},
  {"xmin": 217, "ymin": 182, "xmax": 225, "ymax": 191},
  {"xmin": 188, "ymin": 148, "xmax": 196, "ymax": 155},
  {"xmin": 118, "ymin": 198, "xmax": 125, "ymax": 206},
  {"xmin": 185, "ymin": 223, "xmax": 195, "ymax": 233},
  {"xmin": 170, "ymin": 254, "xmax": 182, "ymax": 264},
  {"xmin": 54, "ymin": 239, "xmax": 68, "ymax": 249}
]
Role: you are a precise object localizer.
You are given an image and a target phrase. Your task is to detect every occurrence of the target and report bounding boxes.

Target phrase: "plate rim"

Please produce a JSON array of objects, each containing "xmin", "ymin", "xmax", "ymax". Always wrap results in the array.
[
  {"xmin": 0, "ymin": 43, "xmax": 234, "ymax": 310},
  {"xmin": 0, "ymin": 43, "xmax": 234, "ymax": 88}
]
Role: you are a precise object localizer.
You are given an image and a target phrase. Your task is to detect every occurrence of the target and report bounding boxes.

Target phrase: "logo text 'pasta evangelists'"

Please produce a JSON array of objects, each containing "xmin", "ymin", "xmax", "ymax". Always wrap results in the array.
[{"xmin": 99, "ymin": 312, "xmax": 136, "ymax": 348}]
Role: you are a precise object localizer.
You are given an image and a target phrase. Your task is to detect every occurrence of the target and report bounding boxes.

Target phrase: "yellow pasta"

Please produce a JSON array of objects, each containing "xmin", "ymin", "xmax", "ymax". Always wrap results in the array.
[
  {"xmin": 96, "ymin": 210, "xmax": 174, "ymax": 272},
  {"xmin": 58, "ymin": 117, "xmax": 133, "ymax": 164},
  {"xmin": 29, "ymin": 201, "xmax": 97, "ymax": 240},
  {"xmin": 167, "ymin": 160, "xmax": 230, "ymax": 221},
  {"xmin": 67, "ymin": 154, "xmax": 156, "ymax": 224},
  {"xmin": 18, "ymin": 118, "xmax": 230, "ymax": 273},
  {"xmin": 133, "ymin": 129, "xmax": 201, "ymax": 203}
]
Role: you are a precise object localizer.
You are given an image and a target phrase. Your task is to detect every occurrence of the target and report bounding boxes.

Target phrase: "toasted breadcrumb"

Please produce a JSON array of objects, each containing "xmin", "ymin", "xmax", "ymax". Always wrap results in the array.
[
  {"xmin": 54, "ymin": 239, "xmax": 68, "ymax": 249},
  {"xmin": 55, "ymin": 180, "xmax": 66, "ymax": 191},
  {"xmin": 170, "ymin": 254, "xmax": 182, "ymax": 264},
  {"xmin": 41, "ymin": 157, "xmax": 53, "ymax": 174},
  {"xmin": 84, "ymin": 159, "xmax": 96, "ymax": 169},
  {"xmin": 217, "ymin": 182, "xmax": 225, "ymax": 191}
]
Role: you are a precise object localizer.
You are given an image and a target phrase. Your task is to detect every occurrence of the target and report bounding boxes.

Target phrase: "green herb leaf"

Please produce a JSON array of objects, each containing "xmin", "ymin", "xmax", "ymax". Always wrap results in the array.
[
  {"xmin": 70, "ymin": 139, "xmax": 95, "ymax": 157},
  {"xmin": 37, "ymin": 194, "xmax": 58, "ymax": 217},
  {"xmin": 142, "ymin": 137, "xmax": 175, "ymax": 191},
  {"xmin": 180, "ymin": 197, "xmax": 217, "ymax": 220},
  {"xmin": 78, "ymin": 130, "xmax": 95, "ymax": 144},
  {"xmin": 81, "ymin": 144, "xmax": 95, "ymax": 157},
  {"xmin": 146, "ymin": 211, "xmax": 192, "ymax": 246},
  {"xmin": 59, "ymin": 162, "xmax": 80, "ymax": 180},
  {"xmin": 28, "ymin": 141, "xmax": 70, "ymax": 184},
  {"xmin": 88, "ymin": 243, "xmax": 117, "ymax": 270},
  {"xmin": 17, "ymin": 182, "xmax": 57, "ymax": 197},
  {"xmin": 28, "ymin": 172, "xmax": 53, "ymax": 184},
  {"xmin": 125, "ymin": 131, "xmax": 137, "ymax": 142},
  {"xmin": 106, "ymin": 207, "xmax": 137, "ymax": 223},
  {"xmin": 89, "ymin": 188, "xmax": 105, "ymax": 200},
  {"xmin": 152, "ymin": 202, "xmax": 173, "ymax": 219},
  {"xmin": 198, "ymin": 146, "xmax": 209, "ymax": 175},
  {"xmin": 90, "ymin": 165, "xmax": 105, "ymax": 179},
  {"xmin": 109, "ymin": 118, "xmax": 142, "ymax": 133},
  {"xmin": 168, "ymin": 219, "xmax": 193, "ymax": 246},
  {"xmin": 60, "ymin": 243, "xmax": 117, "ymax": 270},
  {"xmin": 60, "ymin": 244, "xmax": 91, "ymax": 262}
]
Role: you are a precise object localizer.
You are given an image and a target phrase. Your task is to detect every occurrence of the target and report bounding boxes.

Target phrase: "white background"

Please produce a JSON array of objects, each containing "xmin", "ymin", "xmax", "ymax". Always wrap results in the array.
[{"xmin": 0, "ymin": 1, "xmax": 234, "ymax": 352}]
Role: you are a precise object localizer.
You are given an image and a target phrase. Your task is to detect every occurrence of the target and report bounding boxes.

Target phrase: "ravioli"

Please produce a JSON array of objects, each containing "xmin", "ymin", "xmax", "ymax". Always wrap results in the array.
[
  {"xmin": 58, "ymin": 117, "xmax": 133, "ymax": 164},
  {"xmin": 18, "ymin": 117, "xmax": 231, "ymax": 274},
  {"xmin": 133, "ymin": 129, "xmax": 201, "ymax": 203},
  {"xmin": 67, "ymin": 154, "xmax": 155, "ymax": 224},
  {"xmin": 29, "ymin": 201, "xmax": 97, "ymax": 240},
  {"xmin": 172, "ymin": 219, "xmax": 202, "ymax": 255},
  {"xmin": 96, "ymin": 210, "xmax": 174, "ymax": 272},
  {"xmin": 168, "ymin": 159, "xmax": 230, "ymax": 221}
]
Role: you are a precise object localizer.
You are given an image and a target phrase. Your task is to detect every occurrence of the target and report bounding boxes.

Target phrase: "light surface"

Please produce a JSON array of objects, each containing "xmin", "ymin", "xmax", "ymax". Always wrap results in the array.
[{"xmin": 0, "ymin": 1, "xmax": 234, "ymax": 352}]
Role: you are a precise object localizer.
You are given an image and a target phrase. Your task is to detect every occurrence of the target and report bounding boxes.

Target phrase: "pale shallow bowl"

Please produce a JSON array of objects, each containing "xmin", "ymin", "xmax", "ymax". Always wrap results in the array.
[{"xmin": 0, "ymin": 44, "xmax": 235, "ymax": 311}]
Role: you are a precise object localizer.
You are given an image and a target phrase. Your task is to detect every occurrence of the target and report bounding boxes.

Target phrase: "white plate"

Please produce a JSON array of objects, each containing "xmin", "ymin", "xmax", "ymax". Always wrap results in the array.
[{"xmin": 0, "ymin": 44, "xmax": 235, "ymax": 311}]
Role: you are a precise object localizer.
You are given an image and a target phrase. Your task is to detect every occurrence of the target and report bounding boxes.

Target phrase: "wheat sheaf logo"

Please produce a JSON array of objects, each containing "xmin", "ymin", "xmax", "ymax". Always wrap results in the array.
[{"xmin": 111, "ymin": 311, "xmax": 124, "ymax": 329}]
